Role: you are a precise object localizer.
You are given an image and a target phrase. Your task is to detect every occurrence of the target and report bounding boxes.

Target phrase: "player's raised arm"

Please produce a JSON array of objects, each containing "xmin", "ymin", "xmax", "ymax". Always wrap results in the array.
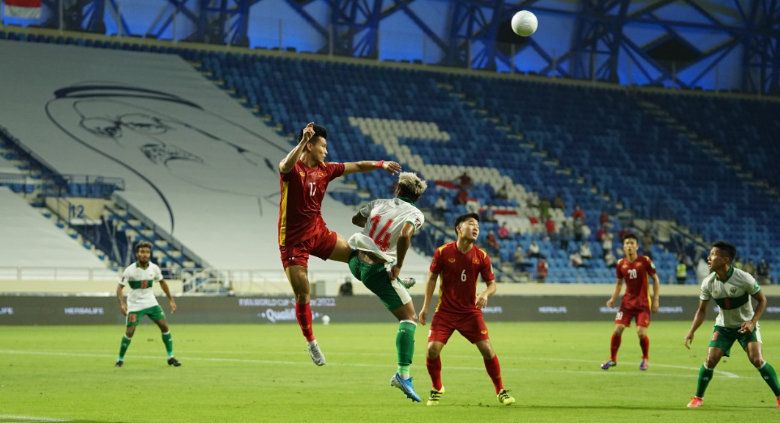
[
  {"xmin": 684, "ymin": 299, "xmax": 708, "ymax": 349},
  {"xmin": 279, "ymin": 123, "xmax": 315, "ymax": 174},
  {"xmin": 419, "ymin": 272, "xmax": 439, "ymax": 326},
  {"xmin": 343, "ymin": 160, "xmax": 401, "ymax": 176},
  {"xmin": 606, "ymin": 277, "xmax": 623, "ymax": 308}
]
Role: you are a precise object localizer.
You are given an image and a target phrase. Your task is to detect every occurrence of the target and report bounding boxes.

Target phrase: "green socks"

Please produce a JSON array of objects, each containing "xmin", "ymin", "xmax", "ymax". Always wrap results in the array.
[
  {"xmin": 396, "ymin": 320, "xmax": 416, "ymax": 378},
  {"xmin": 759, "ymin": 361, "xmax": 780, "ymax": 396},
  {"xmin": 162, "ymin": 332, "xmax": 174, "ymax": 358},
  {"xmin": 695, "ymin": 365, "xmax": 714, "ymax": 398},
  {"xmin": 118, "ymin": 335, "xmax": 132, "ymax": 361}
]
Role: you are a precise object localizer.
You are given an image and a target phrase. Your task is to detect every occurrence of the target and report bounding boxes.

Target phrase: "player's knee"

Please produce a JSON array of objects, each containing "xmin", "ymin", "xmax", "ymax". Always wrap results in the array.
[
  {"xmin": 749, "ymin": 355, "xmax": 763, "ymax": 368},
  {"xmin": 704, "ymin": 356, "xmax": 720, "ymax": 368},
  {"xmin": 427, "ymin": 345, "xmax": 441, "ymax": 359}
]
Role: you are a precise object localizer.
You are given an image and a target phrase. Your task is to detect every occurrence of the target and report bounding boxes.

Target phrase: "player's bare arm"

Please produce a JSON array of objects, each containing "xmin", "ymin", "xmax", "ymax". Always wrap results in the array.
[
  {"xmin": 684, "ymin": 299, "xmax": 709, "ymax": 349},
  {"xmin": 343, "ymin": 160, "xmax": 401, "ymax": 176},
  {"xmin": 116, "ymin": 284, "xmax": 127, "ymax": 316},
  {"xmin": 160, "ymin": 280, "xmax": 177, "ymax": 313},
  {"xmin": 476, "ymin": 279, "xmax": 496, "ymax": 309},
  {"xmin": 390, "ymin": 223, "xmax": 415, "ymax": 281},
  {"xmin": 419, "ymin": 272, "xmax": 439, "ymax": 326},
  {"xmin": 606, "ymin": 278, "xmax": 623, "ymax": 307},
  {"xmin": 739, "ymin": 290, "xmax": 767, "ymax": 334},
  {"xmin": 278, "ymin": 123, "xmax": 314, "ymax": 174},
  {"xmin": 651, "ymin": 273, "xmax": 661, "ymax": 312}
]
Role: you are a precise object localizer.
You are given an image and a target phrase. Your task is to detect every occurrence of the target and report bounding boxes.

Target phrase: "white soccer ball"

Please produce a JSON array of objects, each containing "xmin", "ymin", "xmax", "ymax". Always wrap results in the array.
[
  {"xmin": 322, "ymin": 315, "xmax": 330, "ymax": 325},
  {"xmin": 511, "ymin": 10, "xmax": 538, "ymax": 37}
]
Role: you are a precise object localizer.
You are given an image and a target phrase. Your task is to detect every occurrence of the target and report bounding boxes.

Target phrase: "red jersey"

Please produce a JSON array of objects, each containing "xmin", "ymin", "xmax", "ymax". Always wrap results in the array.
[
  {"xmin": 278, "ymin": 160, "xmax": 345, "ymax": 246},
  {"xmin": 615, "ymin": 255, "xmax": 656, "ymax": 310},
  {"xmin": 429, "ymin": 242, "xmax": 495, "ymax": 313}
]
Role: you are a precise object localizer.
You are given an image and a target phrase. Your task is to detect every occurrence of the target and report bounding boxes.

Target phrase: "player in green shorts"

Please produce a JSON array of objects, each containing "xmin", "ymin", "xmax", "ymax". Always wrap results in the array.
[
  {"xmin": 347, "ymin": 172, "xmax": 427, "ymax": 402},
  {"xmin": 115, "ymin": 241, "xmax": 181, "ymax": 367},
  {"xmin": 684, "ymin": 241, "xmax": 780, "ymax": 408}
]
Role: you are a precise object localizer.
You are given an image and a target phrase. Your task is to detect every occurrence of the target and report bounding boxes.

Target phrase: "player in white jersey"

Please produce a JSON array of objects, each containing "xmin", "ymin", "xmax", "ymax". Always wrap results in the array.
[
  {"xmin": 683, "ymin": 241, "xmax": 780, "ymax": 408},
  {"xmin": 347, "ymin": 172, "xmax": 427, "ymax": 402},
  {"xmin": 115, "ymin": 241, "xmax": 181, "ymax": 367}
]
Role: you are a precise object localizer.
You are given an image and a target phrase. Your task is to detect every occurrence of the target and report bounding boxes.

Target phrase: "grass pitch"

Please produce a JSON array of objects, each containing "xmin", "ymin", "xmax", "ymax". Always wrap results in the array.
[{"xmin": 1, "ymin": 321, "xmax": 778, "ymax": 422}]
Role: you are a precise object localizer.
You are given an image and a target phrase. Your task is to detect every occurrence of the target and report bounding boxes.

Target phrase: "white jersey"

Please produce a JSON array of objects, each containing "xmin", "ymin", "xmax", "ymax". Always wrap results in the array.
[
  {"xmin": 120, "ymin": 262, "xmax": 163, "ymax": 312},
  {"xmin": 348, "ymin": 198, "xmax": 425, "ymax": 263},
  {"xmin": 699, "ymin": 267, "xmax": 761, "ymax": 328}
]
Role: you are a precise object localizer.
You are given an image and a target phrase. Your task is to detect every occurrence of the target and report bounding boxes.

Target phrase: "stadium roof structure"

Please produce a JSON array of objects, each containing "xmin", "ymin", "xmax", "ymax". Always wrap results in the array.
[{"xmin": 5, "ymin": 0, "xmax": 779, "ymax": 94}]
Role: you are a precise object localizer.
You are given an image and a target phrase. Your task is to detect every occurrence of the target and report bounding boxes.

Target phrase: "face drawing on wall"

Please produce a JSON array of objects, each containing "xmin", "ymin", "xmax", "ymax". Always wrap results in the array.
[{"xmin": 46, "ymin": 84, "xmax": 286, "ymax": 232}]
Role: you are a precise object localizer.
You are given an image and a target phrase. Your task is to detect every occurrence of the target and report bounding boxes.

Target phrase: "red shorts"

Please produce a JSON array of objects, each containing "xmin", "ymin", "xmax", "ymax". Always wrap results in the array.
[
  {"xmin": 614, "ymin": 307, "xmax": 650, "ymax": 327},
  {"xmin": 279, "ymin": 228, "xmax": 338, "ymax": 269},
  {"xmin": 428, "ymin": 309, "xmax": 489, "ymax": 344}
]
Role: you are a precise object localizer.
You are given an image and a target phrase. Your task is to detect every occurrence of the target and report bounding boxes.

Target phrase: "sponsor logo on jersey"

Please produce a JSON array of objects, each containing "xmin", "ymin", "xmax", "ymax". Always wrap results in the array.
[
  {"xmin": 448, "ymin": 258, "xmax": 456, "ymax": 263},
  {"xmin": 299, "ymin": 171, "xmax": 305, "ymax": 177},
  {"xmin": 480, "ymin": 330, "xmax": 488, "ymax": 335}
]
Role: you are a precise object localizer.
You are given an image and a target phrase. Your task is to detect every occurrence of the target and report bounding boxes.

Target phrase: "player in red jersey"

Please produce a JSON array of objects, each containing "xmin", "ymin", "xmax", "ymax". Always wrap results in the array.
[
  {"xmin": 278, "ymin": 122, "xmax": 401, "ymax": 365},
  {"xmin": 601, "ymin": 233, "xmax": 661, "ymax": 371},
  {"xmin": 418, "ymin": 213, "xmax": 515, "ymax": 406}
]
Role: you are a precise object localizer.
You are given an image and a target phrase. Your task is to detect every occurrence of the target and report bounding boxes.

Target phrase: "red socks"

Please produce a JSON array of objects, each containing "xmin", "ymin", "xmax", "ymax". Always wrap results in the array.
[
  {"xmin": 610, "ymin": 333, "xmax": 622, "ymax": 362},
  {"xmin": 295, "ymin": 302, "xmax": 315, "ymax": 342},
  {"xmin": 426, "ymin": 356, "xmax": 443, "ymax": 391},
  {"xmin": 639, "ymin": 335, "xmax": 650, "ymax": 359},
  {"xmin": 484, "ymin": 355, "xmax": 503, "ymax": 394}
]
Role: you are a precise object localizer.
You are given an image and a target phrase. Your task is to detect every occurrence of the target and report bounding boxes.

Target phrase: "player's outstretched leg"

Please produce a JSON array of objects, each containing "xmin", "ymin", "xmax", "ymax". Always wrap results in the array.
[
  {"xmin": 390, "ymin": 373, "xmax": 421, "ymax": 402},
  {"xmin": 295, "ymin": 301, "xmax": 325, "ymax": 366},
  {"xmin": 757, "ymin": 361, "xmax": 780, "ymax": 403},
  {"xmin": 116, "ymin": 335, "xmax": 132, "ymax": 367},
  {"xmin": 602, "ymin": 331, "xmax": 621, "ymax": 370},
  {"xmin": 687, "ymin": 364, "xmax": 714, "ymax": 407}
]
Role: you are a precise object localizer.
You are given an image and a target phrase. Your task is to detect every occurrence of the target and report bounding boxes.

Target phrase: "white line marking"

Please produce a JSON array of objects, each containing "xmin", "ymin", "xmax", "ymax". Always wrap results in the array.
[
  {"xmin": 0, "ymin": 415, "xmax": 68, "ymax": 422},
  {"xmin": 0, "ymin": 348, "xmax": 740, "ymax": 379}
]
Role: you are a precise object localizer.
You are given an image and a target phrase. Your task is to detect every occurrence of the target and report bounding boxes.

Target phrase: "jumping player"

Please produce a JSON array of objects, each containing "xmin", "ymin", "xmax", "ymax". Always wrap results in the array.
[{"xmin": 278, "ymin": 122, "xmax": 401, "ymax": 365}]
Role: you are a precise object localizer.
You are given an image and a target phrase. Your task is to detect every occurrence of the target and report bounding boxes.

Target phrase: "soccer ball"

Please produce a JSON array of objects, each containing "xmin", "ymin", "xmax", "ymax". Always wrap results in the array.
[
  {"xmin": 511, "ymin": 10, "xmax": 538, "ymax": 37},
  {"xmin": 322, "ymin": 315, "xmax": 331, "ymax": 325}
]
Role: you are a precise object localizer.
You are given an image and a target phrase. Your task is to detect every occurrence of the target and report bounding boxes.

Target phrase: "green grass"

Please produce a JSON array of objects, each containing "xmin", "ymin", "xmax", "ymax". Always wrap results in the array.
[{"xmin": 1, "ymin": 321, "xmax": 778, "ymax": 422}]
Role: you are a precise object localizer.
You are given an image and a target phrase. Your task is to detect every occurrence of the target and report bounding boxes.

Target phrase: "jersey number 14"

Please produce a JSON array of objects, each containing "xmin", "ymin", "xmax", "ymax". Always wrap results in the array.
[{"xmin": 368, "ymin": 215, "xmax": 393, "ymax": 251}]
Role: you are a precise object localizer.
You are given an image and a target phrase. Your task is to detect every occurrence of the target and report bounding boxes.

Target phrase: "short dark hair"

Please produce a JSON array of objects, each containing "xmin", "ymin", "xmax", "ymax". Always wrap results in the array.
[
  {"xmin": 455, "ymin": 213, "xmax": 480, "ymax": 229},
  {"xmin": 711, "ymin": 240, "xmax": 737, "ymax": 261},
  {"xmin": 296, "ymin": 124, "xmax": 327, "ymax": 143},
  {"xmin": 135, "ymin": 241, "xmax": 153, "ymax": 253},
  {"xmin": 622, "ymin": 233, "xmax": 638, "ymax": 242}
]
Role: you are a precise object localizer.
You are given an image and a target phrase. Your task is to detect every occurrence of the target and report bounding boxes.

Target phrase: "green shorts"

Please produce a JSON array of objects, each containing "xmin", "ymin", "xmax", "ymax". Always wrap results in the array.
[
  {"xmin": 708, "ymin": 325, "xmax": 762, "ymax": 357},
  {"xmin": 348, "ymin": 253, "xmax": 411, "ymax": 311},
  {"xmin": 126, "ymin": 305, "xmax": 166, "ymax": 327}
]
